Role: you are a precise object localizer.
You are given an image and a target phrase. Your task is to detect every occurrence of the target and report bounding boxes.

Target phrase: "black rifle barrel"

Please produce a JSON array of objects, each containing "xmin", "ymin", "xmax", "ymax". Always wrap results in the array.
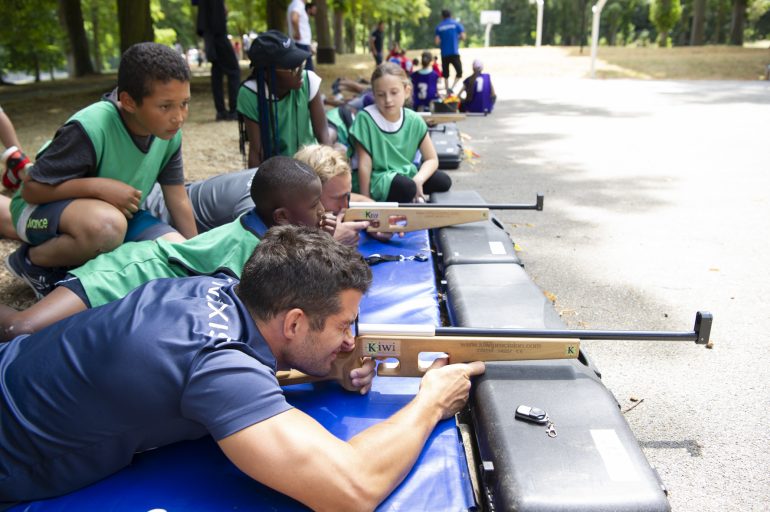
[
  {"xmin": 401, "ymin": 193, "xmax": 544, "ymax": 211},
  {"xmin": 433, "ymin": 311, "xmax": 712, "ymax": 345}
]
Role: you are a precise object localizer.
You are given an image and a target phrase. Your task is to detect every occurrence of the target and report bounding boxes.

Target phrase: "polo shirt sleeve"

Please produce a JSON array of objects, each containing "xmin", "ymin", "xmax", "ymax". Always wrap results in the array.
[{"xmin": 181, "ymin": 348, "xmax": 292, "ymax": 440}]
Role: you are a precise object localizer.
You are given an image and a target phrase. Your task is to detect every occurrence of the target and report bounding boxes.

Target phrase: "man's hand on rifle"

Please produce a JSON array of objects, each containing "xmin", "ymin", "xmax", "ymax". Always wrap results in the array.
[
  {"xmin": 348, "ymin": 357, "xmax": 376, "ymax": 395},
  {"xmin": 418, "ymin": 358, "xmax": 486, "ymax": 420}
]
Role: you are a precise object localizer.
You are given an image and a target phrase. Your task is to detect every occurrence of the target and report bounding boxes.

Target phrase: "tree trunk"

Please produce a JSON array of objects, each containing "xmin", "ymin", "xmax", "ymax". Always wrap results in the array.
[
  {"xmin": 579, "ymin": 0, "xmax": 587, "ymax": 53},
  {"xmin": 345, "ymin": 16, "xmax": 356, "ymax": 53},
  {"xmin": 690, "ymin": 0, "xmax": 706, "ymax": 45},
  {"xmin": 58, "ymin": 0, "xmax": 95, "ymax": 76},
  {"xmin": 314, "ymin": 0, "xmax": 334, "ymax": 63},
  {"xmin": 333, "ymin": 8, "xmax": 344, "ymax": 54},
  {"xmin": 266, "ymin": 0, "xmax": 289, "ymax": 33},
  {"xmin": 117, "ymin": 0, "xmax": 154, "ymax": 55},
  {"xmin": 91, "ymin": 3, "xmax": 102, "ymax": 73},
  {"xmin": 33, "ymin": 53, "xmax": 41, "ymax": 82},
  {"xmin": 714, "ymin": 1, "xmax": 724, "ymax": 43},
  {"xmin": 729, "ymin": 0, "xmax": 746, "ymax": 45},
  {"xmin": 658, "ymin": 30, "xmax": 668, "ymax": 47}
]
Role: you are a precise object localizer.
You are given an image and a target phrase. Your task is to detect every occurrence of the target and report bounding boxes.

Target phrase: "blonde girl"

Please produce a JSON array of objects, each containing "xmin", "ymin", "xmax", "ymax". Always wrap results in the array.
[{"xmin": 350, "ymin": 62, "xmax": 451, "ymax": 202}]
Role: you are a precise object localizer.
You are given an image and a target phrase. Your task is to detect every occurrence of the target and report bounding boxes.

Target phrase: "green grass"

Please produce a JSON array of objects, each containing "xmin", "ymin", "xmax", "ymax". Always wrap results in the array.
[{"xmin": 578, "ymin": 45, "xmax": 770, "ymax": 80}]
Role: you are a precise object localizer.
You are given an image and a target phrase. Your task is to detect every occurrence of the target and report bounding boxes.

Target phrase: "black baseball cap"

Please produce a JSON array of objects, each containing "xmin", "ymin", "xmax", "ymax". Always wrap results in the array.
[{"xmin": 247, "ymin": 30, "xmax": 311, "ymax": 69}]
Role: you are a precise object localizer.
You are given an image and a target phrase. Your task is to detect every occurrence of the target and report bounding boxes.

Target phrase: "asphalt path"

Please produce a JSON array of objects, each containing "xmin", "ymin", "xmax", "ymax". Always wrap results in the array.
[{"xmin": 450, "ymin": 77, "xmax": 770, "ymax": 511}]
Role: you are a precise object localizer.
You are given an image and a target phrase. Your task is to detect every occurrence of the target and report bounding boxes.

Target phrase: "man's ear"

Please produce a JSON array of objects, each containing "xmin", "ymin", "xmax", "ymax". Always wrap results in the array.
[
  {"xmin": 119, "ymin": 91, "xmax": 139, "ymax": 114},
  {"xmin": 282, "ymin": 308, "xmax": 307, "ymax": 341},
  {"xmin": 273, "ymin": 207, "xmax": 290, "ymax": 225}
]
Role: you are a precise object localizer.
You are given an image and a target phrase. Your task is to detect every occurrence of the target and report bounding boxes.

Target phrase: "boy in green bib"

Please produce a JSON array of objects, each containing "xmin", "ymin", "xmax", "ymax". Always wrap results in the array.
[
  {"xmin": 237, "ymin": 30, "xmax": 330, "ymax": 167},
  {"xmin": 0, "ymin": 156, "xmax": 328, "ymax": 342},
  {"xmin": 5, "ymin": 43, "xmax": 198, "ymax": 299}
]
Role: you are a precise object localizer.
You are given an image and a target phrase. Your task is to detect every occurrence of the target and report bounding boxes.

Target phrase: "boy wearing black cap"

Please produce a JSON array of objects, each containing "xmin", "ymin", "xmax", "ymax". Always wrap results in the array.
[{"xmin": 237, "ymin": 30, "xmax": 330, "ymax": 167}]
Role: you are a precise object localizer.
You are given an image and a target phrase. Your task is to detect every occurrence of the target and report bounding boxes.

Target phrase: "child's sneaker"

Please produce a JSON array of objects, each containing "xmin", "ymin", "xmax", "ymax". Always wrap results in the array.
[
  {"xmin": 4, "ymin": 244, "xmax": 66, "ymax": 299},
  {"xmin": 2, "ymin": 146, "xmax": 31, "ymax": 191}
]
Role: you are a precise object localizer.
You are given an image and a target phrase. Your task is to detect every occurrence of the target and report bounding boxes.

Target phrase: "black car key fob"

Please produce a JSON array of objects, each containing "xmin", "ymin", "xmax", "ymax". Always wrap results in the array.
[{"xmin": 515, "ymin": 405, "xmax": 549, "ymax": 424}]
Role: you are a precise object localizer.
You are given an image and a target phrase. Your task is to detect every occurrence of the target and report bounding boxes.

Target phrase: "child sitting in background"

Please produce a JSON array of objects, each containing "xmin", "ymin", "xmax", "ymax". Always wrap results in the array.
[
  {"xmin": 350, "ymin": 62, "xmax": 451, "ymax": 203},
  {"xmin": 237, "ymin": 30, "xmax": 330, "ymax": 167},
  {"xmin": 411, "ymin": 51, "xmax": 440, "ymax": 112},
  {"xmin": 459, "ymin": 59, "xmax": 496, "ymax": 114}
]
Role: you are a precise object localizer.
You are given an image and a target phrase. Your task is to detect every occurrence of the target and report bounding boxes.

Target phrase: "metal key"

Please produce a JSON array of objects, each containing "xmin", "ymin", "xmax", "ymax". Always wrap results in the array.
[{"xmin": 545, "ymin": 418, "xmax": 557, "ymax": 438}]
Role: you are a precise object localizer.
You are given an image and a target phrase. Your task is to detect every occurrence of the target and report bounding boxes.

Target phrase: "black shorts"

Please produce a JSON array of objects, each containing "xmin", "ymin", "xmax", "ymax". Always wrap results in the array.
[
  {"xmin": 16, "ymin": 200, "xmax": 176, "ymax": 246},
  {"xmin": 441, "ymin": 55, "xmax": 462, "ymax": 79}
]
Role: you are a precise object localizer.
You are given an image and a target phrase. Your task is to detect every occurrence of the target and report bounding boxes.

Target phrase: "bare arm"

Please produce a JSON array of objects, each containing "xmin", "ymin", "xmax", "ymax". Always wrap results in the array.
[
  {"xmin": 290, "ymin": 11, "xmax": 301, "ymax": 41},
  {"xmin": 309, "ymin": 93, "xmax": 331, "ymax": 146},
  {"xmin": 434, "ymin": 35, "xmax": 441, "ymax": 46},
  {"xmin": 244, "ymin": 117, "xmax": 264, "ymax": 168},
  {"xmin": 0, "ymin": 111, "xmax": 22, "ymax": 149},
  {"xmin": 350, "ymin": 192, "xmax": 372, "ymax": 203},
  {"xmin": 0, "ymin": 195, "xmax": 19, "ymax": 240},
  {"xmin": 355, "ymin": 143, "xmax": 372, "ymax": 199},
  {"xmin": 160, "ymin": 183, "xmax": 198, "ymax": 239},
  {"xmin": 21, "ymin": 177, "xmax": 141, "ymax": 218},
  {"xmin": 412, "ymin": 134, "xmax": 439, "ymax": 200},
  {"xmin": 219, "ymin": 360, "xmax": 485, "ymax": 511}
]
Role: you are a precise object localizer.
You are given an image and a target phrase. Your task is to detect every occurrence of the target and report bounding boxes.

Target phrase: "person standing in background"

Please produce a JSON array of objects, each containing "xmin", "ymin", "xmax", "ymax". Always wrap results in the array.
[
  {"xmin": 369, "ymin": 21, "xmax": 385, "ymax": 65},
  {"xmin": 434, "ymin": 9, "xmax": 465, "ymax": 93},
  {"xmin": 287, "ymin": 0, "xmax": 314, "ymax": 71},
  {"xmin": 196, "ymin": 0, "xmax": 241, "ymax": 121}
]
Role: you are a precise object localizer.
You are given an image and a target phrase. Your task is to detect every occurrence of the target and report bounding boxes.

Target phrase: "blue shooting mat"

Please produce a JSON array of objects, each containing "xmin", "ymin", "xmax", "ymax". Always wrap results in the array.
[
  {"xmin": 358, "ymin": 229, "xmax": 440, "ymax": 326},
  {"xmin": 12, "ymin": 230, "xmax": 472, "ymax": 511}
]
